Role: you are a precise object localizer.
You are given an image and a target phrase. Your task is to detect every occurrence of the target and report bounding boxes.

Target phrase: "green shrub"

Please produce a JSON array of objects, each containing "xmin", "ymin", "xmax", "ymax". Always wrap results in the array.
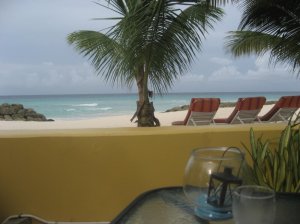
[{"xmin": 243, "ymin": 118, "xmax": 300, "ymax": 193}]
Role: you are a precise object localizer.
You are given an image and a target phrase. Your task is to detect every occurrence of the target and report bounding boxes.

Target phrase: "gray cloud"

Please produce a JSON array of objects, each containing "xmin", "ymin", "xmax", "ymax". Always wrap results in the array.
[
  {"xmin": 0, "ymin": 1, "xmax": 299, "ymax": 96},
  {"xmin": 172, "ymin": 54, "xmax": 300, "ymax": 92},
  {"xmin": 0, "ymin": 61, "xmax": 128, "ymax": 95},
  {"xmin": 210, "ymin": 57, "xmax": 232, "ymax": 66}
]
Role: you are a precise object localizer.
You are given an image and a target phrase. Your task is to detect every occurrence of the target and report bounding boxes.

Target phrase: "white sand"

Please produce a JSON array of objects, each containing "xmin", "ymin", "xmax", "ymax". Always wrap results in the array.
[{"xmin": 0, "ymin": 105, "xmax": 275, "ymax": 130}]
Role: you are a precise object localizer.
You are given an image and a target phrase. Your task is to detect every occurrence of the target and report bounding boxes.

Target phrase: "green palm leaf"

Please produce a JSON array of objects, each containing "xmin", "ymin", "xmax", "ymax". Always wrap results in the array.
[
  {"xmin": 67, "ymin": 0, "xmax": 223, "ymax": 126},
  {"xmin": 226, "ymin": 0, "xmax": 300, "ymax": 74}
]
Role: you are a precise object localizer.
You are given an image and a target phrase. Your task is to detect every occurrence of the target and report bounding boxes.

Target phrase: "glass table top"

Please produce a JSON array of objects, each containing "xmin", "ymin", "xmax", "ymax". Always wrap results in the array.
[{"xmin": 111, "ymin": 187, "xmax": 300, "ymax": 224}]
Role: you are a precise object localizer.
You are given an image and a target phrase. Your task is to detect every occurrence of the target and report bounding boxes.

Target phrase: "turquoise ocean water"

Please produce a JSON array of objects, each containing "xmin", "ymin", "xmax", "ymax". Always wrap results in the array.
[{"xmin": 0, "ymin": 92, "xmax": 299, "ymax": 120}]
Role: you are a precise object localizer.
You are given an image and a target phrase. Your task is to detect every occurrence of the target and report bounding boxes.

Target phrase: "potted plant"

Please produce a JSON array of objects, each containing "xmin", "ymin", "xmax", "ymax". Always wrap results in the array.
[{"xmin": 242, "ymin": 116, "xmax": 300, "ymax": 193}]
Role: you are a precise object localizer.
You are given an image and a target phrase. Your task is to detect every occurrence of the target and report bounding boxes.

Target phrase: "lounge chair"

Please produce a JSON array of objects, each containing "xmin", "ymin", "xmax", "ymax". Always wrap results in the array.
[
  {"xmin": 172, "ymin": 98, "xmax": 220, "ymax": 126},
  {"xmin": 258, "ymin": 96, "xmax": 300, "ymax": 122},
  {"xmin": 214, "ymin": 96, "xmax": 266, "ymax": 124}
]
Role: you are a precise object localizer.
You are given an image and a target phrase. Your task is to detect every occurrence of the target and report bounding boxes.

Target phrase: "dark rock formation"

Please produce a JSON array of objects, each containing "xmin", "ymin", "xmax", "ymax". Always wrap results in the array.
[
  {"xmin": 165, "ymin": 105, "xmax": 189, "ymax": 112},
  {"xmin": 0, "ymin": 103, "xmax": 53, "ymax": 121}
]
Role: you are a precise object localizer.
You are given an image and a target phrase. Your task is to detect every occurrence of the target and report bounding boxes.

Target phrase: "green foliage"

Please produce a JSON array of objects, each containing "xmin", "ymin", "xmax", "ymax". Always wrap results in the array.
[
  {"xmin": 177, "ymin": 0, "xmax": 238, "ymax": 7},
  {"xmin": 67, "ymin": 0, "xmax": 223, "ymax": 94},
  {"xmin": 226, "ymin": 0, "xmax": 300, "ymax": 75},
  {"xmin": 67, "ymin": 0, "xmax": 224, "ymax": 126},
  {"xmin": 243, "ymin": 118, "xmax": 300, "ymax": 192}
]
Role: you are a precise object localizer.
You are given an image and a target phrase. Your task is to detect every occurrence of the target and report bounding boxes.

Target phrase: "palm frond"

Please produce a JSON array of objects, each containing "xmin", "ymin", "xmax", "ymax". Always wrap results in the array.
[
  {"xmin": 175, "ymin": 0, "xmax": 239, "ymax": 7},
  {"xmin": 226, "ymin": 31, "xmax": 281, "ymax": 56},
  {"xmin": 67, "ymin": 31, "xmax": 135, "ymax": 87},
  {"xmin": 226, "ymin": 30, "xmax": 300, "ymax": 74},
  {"xmin": 68, "ymin": 0, "xmax": 224, "ymax": 94},
  {"xmin": 226, "ymin": 0, "xmax": 300, "ymax": 75},
  {"xmin": 147, "ymin": 3, "xmax": 223, "ymax": 93},
  {"xmin": 114, "ymin": 0, "xmax": 223, "ymax": 93}
]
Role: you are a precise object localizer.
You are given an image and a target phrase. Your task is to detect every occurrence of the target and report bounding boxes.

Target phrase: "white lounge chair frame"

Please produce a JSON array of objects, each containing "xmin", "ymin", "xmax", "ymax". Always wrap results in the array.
[
  {"xmin": 258, "ymin": 107, "xmax": 298, "ymax": 123},
  {"xmin": 230, "ymin": 109, "xmax": 261, "ymax": 124},
  {"xmin": 186, "ymin": 111, "xmax": 217, "ymax": 126}
]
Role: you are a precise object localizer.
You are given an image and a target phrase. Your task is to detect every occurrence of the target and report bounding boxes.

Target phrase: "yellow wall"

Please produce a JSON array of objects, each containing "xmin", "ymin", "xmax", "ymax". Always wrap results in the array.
[{"xmin": 0, "ymin": 124, "xmax": 285, "ymax": 222}]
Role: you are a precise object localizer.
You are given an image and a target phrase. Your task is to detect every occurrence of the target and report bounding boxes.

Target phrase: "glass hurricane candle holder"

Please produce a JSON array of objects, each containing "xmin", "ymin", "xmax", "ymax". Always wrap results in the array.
[{"xmin": 183, "ymin": 147, "xmax": 244, "ymax": 220}]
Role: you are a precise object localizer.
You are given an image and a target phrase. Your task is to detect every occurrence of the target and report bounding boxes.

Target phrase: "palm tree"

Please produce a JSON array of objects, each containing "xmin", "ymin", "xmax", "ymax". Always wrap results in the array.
[
  {"xmin": 67, "ymin": 0, "xmax": 223, "ymax": 127},
  {"xmin": 226, "ymin": 0, "xmax": 300, "ymax": 74}
]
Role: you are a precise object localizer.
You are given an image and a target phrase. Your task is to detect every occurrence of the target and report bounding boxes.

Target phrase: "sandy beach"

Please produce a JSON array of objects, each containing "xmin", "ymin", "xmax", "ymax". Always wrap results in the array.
[{"xmin": 0, "ymin": 104, "xmax": 275, "ymax": 130}]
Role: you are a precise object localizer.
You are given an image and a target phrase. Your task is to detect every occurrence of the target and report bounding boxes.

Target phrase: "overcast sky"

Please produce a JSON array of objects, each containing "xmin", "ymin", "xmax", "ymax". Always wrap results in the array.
[{"xmin": 0, "ymin": 0, "xmax": 299, "ymax": 96}]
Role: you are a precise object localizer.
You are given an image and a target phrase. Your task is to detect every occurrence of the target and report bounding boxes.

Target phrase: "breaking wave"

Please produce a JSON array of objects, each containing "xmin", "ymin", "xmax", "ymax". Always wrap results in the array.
[{"xmin": 73, "ymin": 103, "xmax": 98, "ymax": 107}]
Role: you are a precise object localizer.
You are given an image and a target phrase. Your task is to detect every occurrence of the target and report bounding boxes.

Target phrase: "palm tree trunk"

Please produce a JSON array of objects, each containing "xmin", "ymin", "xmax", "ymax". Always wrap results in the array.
[{"xmin": 133, "ymin": 66, "xmax": 160, "ymax": 127}]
